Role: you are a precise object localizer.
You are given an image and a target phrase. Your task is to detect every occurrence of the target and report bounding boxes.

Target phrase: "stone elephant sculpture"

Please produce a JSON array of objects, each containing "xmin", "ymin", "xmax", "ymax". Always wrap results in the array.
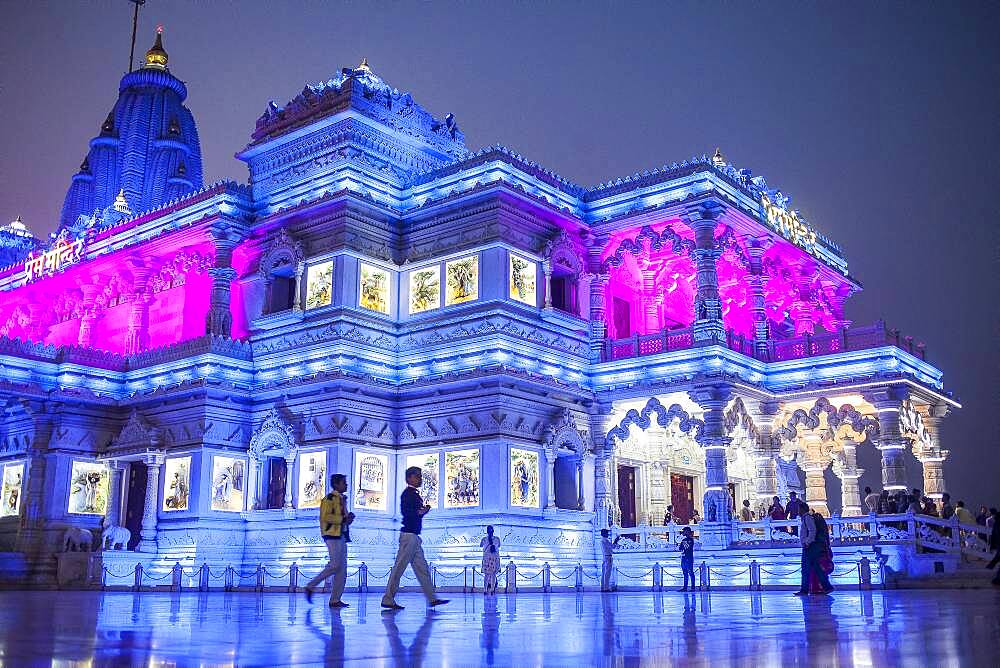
[
  {"xmin": 102, "ymin": 525, "xmax": 131, "ymax": 551},
  {"xmin": 62, "ymin": 527, "xmax": 94, "ymax": 552}
]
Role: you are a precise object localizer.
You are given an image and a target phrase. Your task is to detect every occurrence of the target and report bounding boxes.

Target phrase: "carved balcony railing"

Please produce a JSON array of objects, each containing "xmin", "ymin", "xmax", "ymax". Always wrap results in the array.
[
  {"xmin": 754, "ymin": 320, "xmax": 926, "ymax": 363},
  {"xmin": 602, "ymin": 319, "xmax": 926, "ymax": 363},
  {"xmin": 603, "ymin": 326, "xmax": 695, "ymax": 361},
  {"xmin": 610, "ymin": 512, "xmax": 991, "ymax": 561}
]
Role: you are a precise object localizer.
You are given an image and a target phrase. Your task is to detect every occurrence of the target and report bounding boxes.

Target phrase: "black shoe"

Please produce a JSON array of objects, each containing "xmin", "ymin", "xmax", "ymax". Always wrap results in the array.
[
  {"xmin": 679, "ymin": 588, "xmax": 688, "ymax": 592},
  {"xmin": 793, "ymin": 590, "xmax": 808, "ymax": 596},
  {"xmin": 329, "ymin": 601, "xmax": 349, "ymax": 608},
  {"xmin": 381, "ymin": 602, "xmax": 404, "ymax": 610},
  {"xmin": 429, "ymin": 599, "xmax": 449, "ymax": 607},
  {"xmin": 304, "ymin": 587, "xmax": 314, "ymax": 604}
]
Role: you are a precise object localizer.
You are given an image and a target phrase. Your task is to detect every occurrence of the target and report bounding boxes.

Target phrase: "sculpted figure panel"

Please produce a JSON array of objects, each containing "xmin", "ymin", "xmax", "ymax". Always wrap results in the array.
[
  {"xmin": 162, "ymin": 457, "xmax": 191, "ymax": 512},
  {"xmin": 0, "ymin": 462, "xmax": 24, "ymax": 517},
  {"xmin": 68, "ymin": 461, "xmax": 109, "ymax": 515}
]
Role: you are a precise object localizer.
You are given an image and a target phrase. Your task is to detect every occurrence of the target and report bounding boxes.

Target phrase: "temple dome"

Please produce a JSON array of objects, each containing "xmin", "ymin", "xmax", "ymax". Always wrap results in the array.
[{"xmin": 60, "ymin": 30, "xmax": 203, "ymax": 229}]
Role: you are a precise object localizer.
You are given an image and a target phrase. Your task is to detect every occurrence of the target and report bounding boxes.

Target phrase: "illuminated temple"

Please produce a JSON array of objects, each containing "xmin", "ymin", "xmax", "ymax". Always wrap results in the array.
[{"xmin": 0, "ymin": 36, "xmax": 961, "ymax": 588}]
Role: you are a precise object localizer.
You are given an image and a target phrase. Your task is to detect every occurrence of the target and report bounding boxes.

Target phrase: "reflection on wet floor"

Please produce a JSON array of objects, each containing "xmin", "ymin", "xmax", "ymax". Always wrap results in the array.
[{"xmin": 1, "ymin": 589, "xmax": 998, "ymax": 666}]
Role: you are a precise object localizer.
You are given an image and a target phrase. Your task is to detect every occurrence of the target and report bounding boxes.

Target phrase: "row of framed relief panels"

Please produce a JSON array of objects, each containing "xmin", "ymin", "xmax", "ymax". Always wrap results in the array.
[
  {"xmin": 0, "ymin": 443, "xmax": 552, "ymax": 524},
  {"xmin": 292, "ymin": 245, "xmax": 545, "ymax": 321}
]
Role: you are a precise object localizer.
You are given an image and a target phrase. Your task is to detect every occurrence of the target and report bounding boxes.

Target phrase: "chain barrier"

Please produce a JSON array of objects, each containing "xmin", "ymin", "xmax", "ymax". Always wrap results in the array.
[
  {"xmin": 615, "ymin": 569, "xmax": 654, "ymax": 579},
  {"xmin": 759, "ymin": 566, "xmax": 801, "ymax": 576},
  {"xmin": 549, "ymin": 570, "xmax": 576, "ymax": 580},
  {"xmin": 708, "ymin": 567, "xmax": 750, "ymax": 578},
  {"xmin": 142, "ymin": 570, "xmax": 173, "ymax": 581},
  {"xmin": 518, "ymin": 569, "xmax": 544, "ymax": 580},
  {"xmin": 435, "ymin": 569, "xmax": 466, "ymax": 581},
  {"xmin": 103, "ymin": 566, "xmax": 138, "ymax": 579}
]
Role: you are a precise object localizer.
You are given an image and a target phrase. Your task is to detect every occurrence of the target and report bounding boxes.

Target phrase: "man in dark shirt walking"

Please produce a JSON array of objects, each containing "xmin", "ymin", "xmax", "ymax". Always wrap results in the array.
[{"xmin": 381, "ymin": 466, "xmax": 449, "ymax": 610}]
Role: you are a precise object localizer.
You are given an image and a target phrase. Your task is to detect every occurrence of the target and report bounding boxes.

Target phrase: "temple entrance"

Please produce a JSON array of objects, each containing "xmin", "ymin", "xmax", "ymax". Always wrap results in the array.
[
  {"xmin": 616, "ymin": 465, "xmax": 637, "ymax": 528},
  {"xmin": 265, "ymin": 457, "xmax": 287, "ymax": 509},
  {"xmin": 554, "ymin": 456, "xmax": 578, "ymax": 509},
  {"xmin": 124, "ymin": 462, "xmax": 146, "ymax": 550},
  {"xmin": 670, "ymin": 473, "xmax": 694, "ymax": 524}
]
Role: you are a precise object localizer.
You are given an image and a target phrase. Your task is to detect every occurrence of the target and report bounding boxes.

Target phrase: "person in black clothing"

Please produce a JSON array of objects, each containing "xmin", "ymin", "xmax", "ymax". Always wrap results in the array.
[
  {"xmin": 986, "ymin": 508, "xmax": 1000, "ymax": 585},
  {"xmin": 381, "ymin": 466, "xmax": 449, "ymax": 610},
  {"xmin": 809, "ymin": 510, "xmax": 834, "ymax": 595},
  {"xmin": 678, "ymin": 526, "xmax": 696, "ymax": 591}
]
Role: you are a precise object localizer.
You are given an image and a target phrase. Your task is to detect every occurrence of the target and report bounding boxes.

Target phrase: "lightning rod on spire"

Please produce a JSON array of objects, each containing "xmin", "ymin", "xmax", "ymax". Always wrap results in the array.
[{"xmin": 128, "ymin": 0, "xmax": 147, "ymax": 72}]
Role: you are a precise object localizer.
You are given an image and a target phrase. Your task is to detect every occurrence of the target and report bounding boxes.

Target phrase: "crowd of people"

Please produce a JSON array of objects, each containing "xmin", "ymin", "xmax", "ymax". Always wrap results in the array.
[{"xmin": 298, "ymin": 470, "xmax": 1000, "ymax": 608}]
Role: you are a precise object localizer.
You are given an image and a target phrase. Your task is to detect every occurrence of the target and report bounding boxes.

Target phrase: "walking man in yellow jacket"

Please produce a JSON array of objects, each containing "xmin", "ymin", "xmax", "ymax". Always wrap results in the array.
[{"xmin": 304, "ymin": 473, "xmax": 355, "ymax": 607}]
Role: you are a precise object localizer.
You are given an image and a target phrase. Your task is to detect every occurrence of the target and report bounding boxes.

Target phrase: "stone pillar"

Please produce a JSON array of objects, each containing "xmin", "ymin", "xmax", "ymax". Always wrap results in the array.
[
  {"xmin": 542, "ymin": 259, "xmax": 553, "ymax": 309},
  {"xmin": 833, "ymin": 439, "xmax": 864, "ymax": 516},
  {"xmin": 838, "ymin": 470, "xmax": 864, "ymax": 517},
  {"xmin": 576, "ymin": 456, "xmax": 585, "ymax": 510},
  {"xmin": 293, "ymin": 261, "xmax": 305, "ymax": 311},
  {"xmin": 917, "ymin": 454, "xmax": 948, "ymax": 499},
  {"xmin": 576, "ymin": 273, "xmax": 592, "ymax": 319},
  {"xmin": 582, "ymin": 450, "xmax": 596, "ymax": 512},
  {"xmin": 801, "ymin": 458, "xmax": 829, "ymax": 517},
  {"xmin": 207, "ymin": 224, "xmax": 243, "ymax": 337},
  {"xmin": 283, "ymin": 455, "xmax": 295, "ymax": 510},
  {"xmin": 590, "ymin": 403, "xmax": 614, "ymax": 528},
  {"xmin": 751, "ymin": 401, "xmax": 781, "ymax": 503},
  {"xmin": 917, "ymin": 404, "xmax": 950, "ymax": 499},
  {"xmin": 866, "ymin": 387, "xmax": 910, "ymax": 491},
  {"xmin": 105, "ymin": 460, "xmax": 125, "ymax": 529},
  {"xmin": 685, "ymin": 203, "xmax": 725, "ymax": 345},
  {"xmin": 207, "ymin": 267, "xmax": 238, "ymax": 337},
  {"xmin": 544, "ymin": 449, "xmax": 557, "ymax": 509},
  {"xmin": 587, "ymin": 272, "xmax": 610, "ymax": 361},
  {"xmin": 247, "ymin": 455, "xmax": 262, "ymax": 511},
  {"xmin": 137, "ymin": 452, "xmax": 164, "ymax": 553},
  {"xmin": 689, "ymin": 384, "xmax": 733, "ymax": 525},
  {"xmin": 744, "ymin": 237, "xmax": 771, "ymax": 356}
]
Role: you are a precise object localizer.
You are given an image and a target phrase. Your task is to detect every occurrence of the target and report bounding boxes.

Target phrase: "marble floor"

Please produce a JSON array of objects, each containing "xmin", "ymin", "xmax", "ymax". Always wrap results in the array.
[{"xmin": 0, "ymin": 589, "xmax": 998, "ymax": 667}]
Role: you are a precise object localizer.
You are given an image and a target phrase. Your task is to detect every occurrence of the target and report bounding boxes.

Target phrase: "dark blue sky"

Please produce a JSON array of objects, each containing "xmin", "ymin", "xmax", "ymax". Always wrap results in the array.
[{"xmin": 1, "ymin": 1, "xmax": 997, "ymax": 507}]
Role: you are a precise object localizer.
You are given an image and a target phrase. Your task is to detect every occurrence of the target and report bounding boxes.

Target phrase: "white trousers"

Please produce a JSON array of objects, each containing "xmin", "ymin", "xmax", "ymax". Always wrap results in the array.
[
  {"xmin": 601, "ymin": 557, "xmax": 613, "ymax": 591},
  {"xmin": 382, "ymin": 532, "xmax": 437, "ymax": 604},
  {"xmin": 306, "ymin": 538, "xmax": 347, "ymax": 603}
]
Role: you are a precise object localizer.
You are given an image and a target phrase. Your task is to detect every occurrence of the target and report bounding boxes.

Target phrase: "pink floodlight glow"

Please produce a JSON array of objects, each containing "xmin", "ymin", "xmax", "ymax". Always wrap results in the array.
[
  {"xmin": 0, "ymin": 231, "xmax": 224, "ymax": 355},
  {"xmin": 598, "ymin": 219, "xmax": 847, "ymax": 341}
]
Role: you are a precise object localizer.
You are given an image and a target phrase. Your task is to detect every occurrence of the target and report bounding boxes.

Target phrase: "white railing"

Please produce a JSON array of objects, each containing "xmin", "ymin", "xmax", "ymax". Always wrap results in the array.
[{"xmin": 611, "ymin": 512, "xmax": 994, "ymax": 560}]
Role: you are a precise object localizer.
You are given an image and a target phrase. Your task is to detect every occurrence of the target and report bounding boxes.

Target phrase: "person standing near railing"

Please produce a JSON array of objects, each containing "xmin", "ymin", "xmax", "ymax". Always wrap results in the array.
[
  {"xmin": 940, "ymin": 494, "xmax": 955, "ymax": 520},
  {"xmin": 480, "ymin": 526, "xmax": 500, "ymax": 596},
  {"xmin": 740, "ymin": 500, "xmax": 754, "ymax": 522},
  {"xmin": 678, "ymin": 526, "xmax": 696, "ymax": 592},
  {"xmin": 663, "ymin": 505, "xmax": 673, "ymax": 526},
  {"xmin": 600, "ymin": 529, "xmax": 620, "ymax": 592},
  {"xmin": 786, "ymin": 492, "xmax": 802, "ymax": 536}
]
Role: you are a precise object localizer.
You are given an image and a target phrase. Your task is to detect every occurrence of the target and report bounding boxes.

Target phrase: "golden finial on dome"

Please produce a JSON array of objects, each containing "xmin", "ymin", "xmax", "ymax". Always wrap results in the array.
[
  {"xmin": 143, "ymin": 26, "xmax": 169, "ymax": 70},
  {"xmin": 712, "ymin": 147, "xmax": 726, "ymax": 167},
  {"xmin": 357, "ymin": 57, "xmax": 372, "ymax": 74},
  {"xmin": 114, "ymin": 189, "xmax": 132, "ymax": 215}
]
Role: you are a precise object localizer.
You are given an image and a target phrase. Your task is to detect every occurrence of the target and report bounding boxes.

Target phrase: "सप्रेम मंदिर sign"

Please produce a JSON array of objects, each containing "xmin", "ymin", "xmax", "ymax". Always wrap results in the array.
[
  {"xmin": 23, "ymin": 237, "xmax": 85, "ymax": 282},
  {"xmin": 760, "ymin": 193, "xmax": 819, "ymax": 257}
]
